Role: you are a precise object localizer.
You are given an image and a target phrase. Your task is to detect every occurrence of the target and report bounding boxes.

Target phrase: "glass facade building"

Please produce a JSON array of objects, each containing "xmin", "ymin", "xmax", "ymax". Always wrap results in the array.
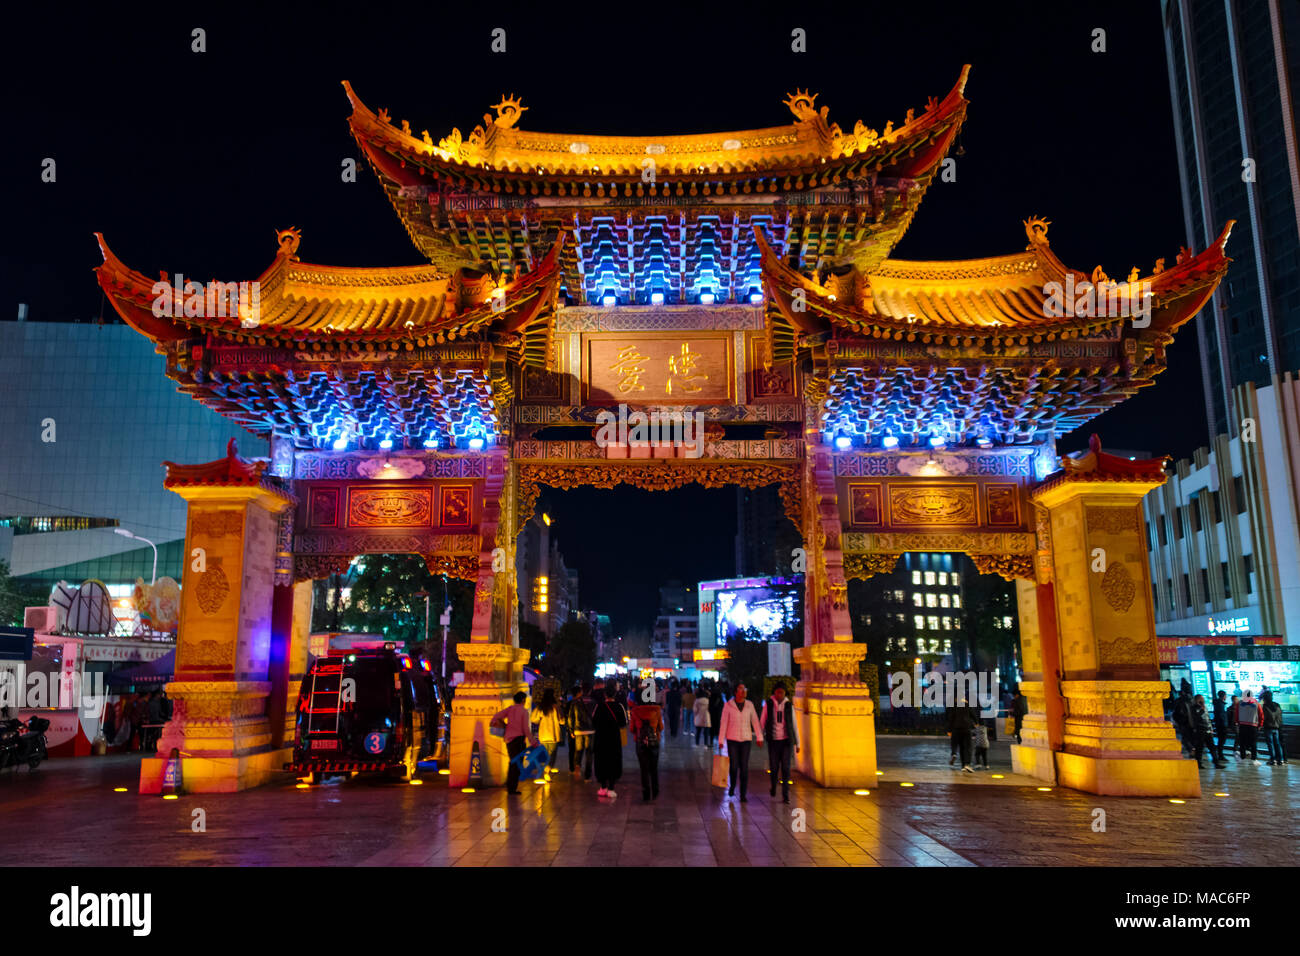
[
  {"xmin": 1163, "ymin": 0, "xmax": 1300, "ymax": 440},
  {"xmin": 0, "ymin": 320, "xmax": 266, "ymax": 591}
]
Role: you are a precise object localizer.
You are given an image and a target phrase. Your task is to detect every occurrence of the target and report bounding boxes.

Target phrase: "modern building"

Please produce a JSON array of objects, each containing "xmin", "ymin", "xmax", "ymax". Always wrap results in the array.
[
  {"xmin": 652, "ymin": 613, "xmax": 698, "ymax": 660},
  {"xmin": 733, "ymin": 485, "xmax": 801, "ymax": 578},
  {"xmin": 1162, "ymin": 0, "xmax": 1300, "ymax": 441},
  {"xmin": 1143, "ymin": 375, "xmax": 1300, "ymax": 643},
  {"xmin": 859, "ymin": 553, "xmax": 966, "ymax": 665},
  {"xmin": 516, "ymin": 511, "xmax": 579, "ymax": 637},
  {"xmin": 0, "ymin": 319, "xmax": 265, "ymax": 597}
]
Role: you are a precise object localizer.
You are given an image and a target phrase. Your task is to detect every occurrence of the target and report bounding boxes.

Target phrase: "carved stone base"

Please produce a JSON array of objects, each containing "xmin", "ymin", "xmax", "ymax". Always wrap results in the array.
[
  {"xmin": 1010, "ymin": 743, "xmax": 1058, "ymax": 784},
  {"xmin": 448, "ymin": 643, "xmax": 530, "ymax": 788},
  {"xmin": 139, "ymin": 747, "xmax": 292, "ymax": 794},
  {"xmin": 1053, "ymin": 680, "xmax": 1200, "ymax": 796},
  {"xmin": 138, "ymin": 680, "xmax": 278, "ymax": 792},
  {"xmin": 792, "ymin": 680, "xmax": 877, "ymax": 787}
]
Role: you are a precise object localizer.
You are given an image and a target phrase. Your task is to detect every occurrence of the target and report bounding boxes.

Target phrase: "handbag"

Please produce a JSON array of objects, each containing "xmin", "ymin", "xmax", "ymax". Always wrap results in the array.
[
  {"xmin": 511, "ymin": 743, "xmax": 550, "ymax": 782},
  {"xmin": 606, "ymin": 701, "xmax": 628, "ymax": 746},
  {"xmin": 711, "ymin": 751, "xmax": 730, "ymax": 788}
]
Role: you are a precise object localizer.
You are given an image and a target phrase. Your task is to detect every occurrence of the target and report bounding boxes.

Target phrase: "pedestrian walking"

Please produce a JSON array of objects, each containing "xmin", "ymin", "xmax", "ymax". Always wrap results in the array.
[
  {"xmin": 1191, "ymin": 694, "xmax": 1226, "ymax": 769},
  {"xmin": 693, "ymin": 687, "xmax": 711, "ymax": 746},
  {"xmin": 530, "ymin": 687, "xmax": 563, "ymax": 773},
  {"xmin": 1012, "ymin": 687, "xmax": 1028, "ymax": 744},
  {"xmin": 1171, "ymin": 687, "xmax": 1194, "ymax": 756},
  {"xmin": 760, "ymin": 681, "xmax": 798, "ymax": 802},
  {"xmin": 590, "ymin": 685, "xmax": 626, "ymax": 799},
  {"xmin": 972, "ymin": 719, "xmax": 990, "ymax": 769},
  {"xmin": 568, "ymin": 681, "xmax": 596, "ymax": 779},
  {"xmin": 707, "ymin": 686, "xmax": 724, "ymax": 748},
  {"xmin": 1213, "ymin": 690, "xmax": 1230, "ymax": 760},
  {"xmin": 491, "ymin": 691, "xmax": 538, "ymax": 796},
  {"xmin": 630, "ymin": 693, "xmax": 663, "ymax": 801},
  {"xmin": 681, "ymin": 682, "xmax": 695, "ymax": 739},
  {"xmin": 717, "ymin": 682, "xmax": 763, "ymax": 801},
  {"xmin": 948, "ymin": 698, "xmax": 976, "ymax": 772},
  {"xmin": 1234, "ymin": 691, "xmax": 1262, "ymax": 761},
  {"xmin": 665, "ymin": 680, "xmax": 682, "ymax": 738},
  {"xmin": 1261, "ymin": 690, "xmax": 1287, "ymax": 765},
  {"xmin": 1228, "ymin": 693, "xmax": 1241, "ymax": 756}
]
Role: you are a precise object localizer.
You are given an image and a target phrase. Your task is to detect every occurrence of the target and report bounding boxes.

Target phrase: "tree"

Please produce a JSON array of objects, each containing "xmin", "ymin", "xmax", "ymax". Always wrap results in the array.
[
  {"xmin": 544, "ymin": 619, "xmax": 597, "ymax": 687},
  {"xmin": 308, "ymin": 554, "xmax": 473, "ymax": 672},
  {"xmin": 518, "ymin": 619, "xmax": 547, "ymax": 665},
  {"xmin": 0, "ymin": 561, "xmax": 46, "ymax": 628}
]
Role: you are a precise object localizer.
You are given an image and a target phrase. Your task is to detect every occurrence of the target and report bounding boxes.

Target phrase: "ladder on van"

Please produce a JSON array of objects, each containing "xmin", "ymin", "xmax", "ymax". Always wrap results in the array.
[{"xmin": 305, "ymin": 660, "xmax": 343, "ymax": 735}]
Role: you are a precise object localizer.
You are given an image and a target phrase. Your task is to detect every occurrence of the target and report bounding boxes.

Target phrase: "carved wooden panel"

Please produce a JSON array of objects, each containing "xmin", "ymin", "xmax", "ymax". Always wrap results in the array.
[
  {"xmin": 439, "ymin": 485, "xmax": 473, "ymax": 528},
  {"xmin": 848, "ymin": 483, "xmax": 884, "ymax": 527},
  {"xmin": 346, "ymin": 487, "xmax": 433, "ymax": 528},
  {"xmin": 582, "ymin": 332, "xmax": 734, "ymax": 404},
  {"xmin": 985, "ymin": 483, "xmax": 1021, "ymax": 527},
  {"xmin": 888, "ymin": 483, "xmax": 979, "ymax": 527},
  {"xmin": 308, "ymin": 487, "xmax": 338, "ymax": 528}
]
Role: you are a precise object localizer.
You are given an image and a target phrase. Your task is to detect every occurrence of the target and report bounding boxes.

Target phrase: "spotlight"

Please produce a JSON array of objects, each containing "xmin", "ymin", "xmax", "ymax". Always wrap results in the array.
[
  {"xmin": 468, "ymin": 437, "xmax": 485, "ymax": 450},
  {"xmin": 650, "ymin": 291, "xmax": 665, "ymax": 305},
  {"xmin": 379, "ymin": 438, "xmax": 393, "ymax": 450},
  {"xmin": 332, "ymin": 436, "xmax": 348, "ymax": 451},
  {"xmin": 834, "ymin": 435, "xmax": 852, "ymax": 450},
  {"xmin": 928, "ymin": 435, "xmax": 946, "ymax": 449},
  {"xmin": 602, "ymin": 291, "xmax": 617, "ymax": 307},
  {"xmin": 422, "ymin": 437, "xmax": 438, "ymax": 448},
  {"xmin": 699, "ymin": 289, "xmax": 715, "ymax": 305},
  {"xmin": 976, "ymin": 436, "xmax": 993, "ymax": 449},
  {"xmin": 882, "ymin": 435, "xmax": 899, "ymax": 449},
  {"xmin": 749, "ymin": 290, "xmax": 763, "ymax": 304}
]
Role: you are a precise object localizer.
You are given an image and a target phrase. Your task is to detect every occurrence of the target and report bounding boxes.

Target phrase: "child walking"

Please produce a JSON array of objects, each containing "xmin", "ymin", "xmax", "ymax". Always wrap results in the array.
[{"xmin": 972, "ymin": 720, "xmax": 990, "ymax": 770}]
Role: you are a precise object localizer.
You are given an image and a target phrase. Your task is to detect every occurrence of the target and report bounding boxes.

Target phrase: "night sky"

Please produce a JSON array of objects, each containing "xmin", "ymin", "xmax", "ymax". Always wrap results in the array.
[{"xmin": 3, "ymin": 1, "xmax": 1205, "ymax": 634}]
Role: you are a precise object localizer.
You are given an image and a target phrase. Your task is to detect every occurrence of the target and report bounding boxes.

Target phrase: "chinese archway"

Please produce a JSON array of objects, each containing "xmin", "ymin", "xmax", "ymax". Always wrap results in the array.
[{"xmin": 95, "ymin": 66, "xmax": 1231, "ymax": 796}]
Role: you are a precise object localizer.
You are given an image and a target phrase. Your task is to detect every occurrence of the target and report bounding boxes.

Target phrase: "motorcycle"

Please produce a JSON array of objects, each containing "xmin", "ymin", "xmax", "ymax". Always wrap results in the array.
[{"xmin": 0, "ymin": 715, "xmax": 50, "ymax": 771}]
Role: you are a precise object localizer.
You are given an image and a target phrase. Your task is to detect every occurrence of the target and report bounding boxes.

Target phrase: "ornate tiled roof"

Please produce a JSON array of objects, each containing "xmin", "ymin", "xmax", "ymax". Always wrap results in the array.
[{"xmin": 94, "ymin": 228, "xmax": 562, "ymax": 349}]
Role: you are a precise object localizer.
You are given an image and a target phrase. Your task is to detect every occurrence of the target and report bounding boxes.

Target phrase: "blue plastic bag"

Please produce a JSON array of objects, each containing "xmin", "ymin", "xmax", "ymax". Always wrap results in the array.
[{"xmin": 511, "ymin": 743, "xmax": 550, "ymax": 781}]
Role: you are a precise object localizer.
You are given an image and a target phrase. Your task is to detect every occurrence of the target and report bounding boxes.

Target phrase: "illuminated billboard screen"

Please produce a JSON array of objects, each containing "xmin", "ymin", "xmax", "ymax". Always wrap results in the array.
[{"xmin": 714, "ymin": 584, "xmax": 800, "ymax": 645}]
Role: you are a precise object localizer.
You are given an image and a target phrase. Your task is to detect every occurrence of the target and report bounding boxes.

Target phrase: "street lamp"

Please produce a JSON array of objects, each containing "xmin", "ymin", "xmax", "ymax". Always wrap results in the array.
[{"xmin": 113, "ymin": 527, "xmax": 156, "ymax": 584}]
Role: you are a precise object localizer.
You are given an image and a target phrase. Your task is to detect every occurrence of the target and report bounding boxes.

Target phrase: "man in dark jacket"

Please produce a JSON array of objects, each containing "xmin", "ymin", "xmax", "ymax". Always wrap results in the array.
[
  {"xmin": 760, "ymin": 682, "xmax": 799, "ymax": 803},
  {"xmin": 1171, "ymin": 688, "xmax": 1194, "ymax": 756},
  {"xmin": 1212, "ymin": 691, "xmax": 1229, "ymax": 760},
  {"xmin": 949, "ymin": 697, "xmax": 976, "ymax": 772},
  {"xmin": 665, "ymin": 681, "xmax": 682, "ymax": 738},
  {"xmin": 1191, "ymin": 694, "xmax": 1226, "ymax": 769},
  {"xmin": 1012, "ymin": 688, "xmax": 1028, "ymax": 744},
  {"xmin": 1261, "ymin": 690, "xmax": 1287, "ymax": 765}
]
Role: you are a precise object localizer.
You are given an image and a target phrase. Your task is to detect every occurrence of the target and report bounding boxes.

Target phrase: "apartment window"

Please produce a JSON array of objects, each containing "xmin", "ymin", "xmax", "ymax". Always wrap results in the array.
[
  {"xmin": 913, "ymin": 592, "xmax": 924, "ymax": 607},
  {"xmin": 938, "ymin": 572, "xmax": 948, "ymax": 585},
  {"xmin": 1200, "ymin": 568, "xmax": 1210, "ymax": 600},
  {"xmin": 1221, "ymin": 562, "xmax": 1231, "ymax": 600},
  {"xmin": 950, "ymin": 573, "xmax": 961, "ymax": 587},
  {"xmin": 893, "ymin": 589, "xmax": 906, "ymax": 602},
  {"xmin": 1158, "ymin": 520, "xmax": 1167, "ymax": 547},
  {"xmin": 952, "ymin": 618, "xmax": 961, "ymax": 630},
  {"xmin": 1002, "ymin": 615, "xmax": 1014, "ymax": 629},
  {"xmin": 952, "ymin": 594, "xmax": 962, "ymax": 609},
  {"xmin": 1233, "ymin": 476, "xmax": 1247, "ymax": 514},
  {"xmin": 896, "ymin": 613, "xmax": 906, "ymax": 624},
  {"xmin": 942, "ymin": 616, "xmax": 952, "ymax": 630},
  {"xmin": 939, "ymin": 593, "xmax": 950, "ymax": 608},
  {"xmin": 925, "ymin": 593, "xmax": 937, "ymax": 608},
  {"xmin": 1188, "ymin": 497, "xmax": 1201, "ymax": 533},
  {"xmin": 924, "ymin": 571, "xmax": 936, "ymax": 585},
  {"xmin": 927, "ymin": 615, "xmax": 940, "ymax": 631},
  {"xmin": 912, "ymin": 570, "xmax": 922, "ymax": 584},
  {"xmin": 914, "ymin": 614, "xmax": 926, "ymax": 630}
]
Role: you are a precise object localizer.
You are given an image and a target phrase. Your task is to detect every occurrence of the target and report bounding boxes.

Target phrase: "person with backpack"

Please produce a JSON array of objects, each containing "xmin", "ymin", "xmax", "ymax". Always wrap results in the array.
[
  {"xmin": 1261, "ymin": 690, "xmax": 1287, "ymax": 765},
  {"xmin": 590, "ymin": 684, "xmax": 626, "ymax": 799},
  {"xmin": 630, "ymin": 684, "xmax": 664, "ymax": 801},
  {"xmin": 1190, "ymin": 694, "xmax": 1226, "ymax": 769},
  {"xmin": 760, "ymin": 682, "xmax": 798, "ymax": 802},
  {"xmin": 491, "ymin": 691, "xmax": 539, "ymax": 796},
  {"xmin": 530, "ymin": 687, "xmax": 563, "ymax": 775},
  {"xmin": 568, "ymin": 681, "xmax": 596, "ymax": 779},
  {"xmin": 1235, "ymin": 690, "xmax": 1263, "ymax": 760}
]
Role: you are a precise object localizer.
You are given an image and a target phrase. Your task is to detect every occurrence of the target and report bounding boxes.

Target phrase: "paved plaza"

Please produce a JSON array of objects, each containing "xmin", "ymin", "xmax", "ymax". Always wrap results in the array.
[{"xmin": 0, "ymin": 734, "xmax": 1293, "ymax": 867}]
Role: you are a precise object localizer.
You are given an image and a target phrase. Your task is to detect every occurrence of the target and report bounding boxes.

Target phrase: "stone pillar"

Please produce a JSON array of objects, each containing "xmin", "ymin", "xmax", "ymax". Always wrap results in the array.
[
  {"xmin": 140, "ymin": 441, "xmax": 296, "ymax": 793},
  {"xmin": 1010, "ymin": 577, "xmax": 1065, "ymax": 783},
  {"xmin": 448, "ymin": 449, "xmax": 527, "ymax": 787},
  {"xmin": 267, "ymin": 579, "xmax": 313, "ymax": 748},
  {"xmin": 793, "ymin": 424, "xmax": 876, "ymax": 787},
  {"xmin": 1029, "ymin": 435, "xmax": 1199, "ymax": 797}
]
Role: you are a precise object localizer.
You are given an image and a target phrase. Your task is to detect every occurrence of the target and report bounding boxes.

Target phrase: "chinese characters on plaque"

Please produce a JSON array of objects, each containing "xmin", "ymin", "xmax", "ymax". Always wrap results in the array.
[{"xmin": 584, "ymin": 335, "xmax": 732, "ymax": 404}]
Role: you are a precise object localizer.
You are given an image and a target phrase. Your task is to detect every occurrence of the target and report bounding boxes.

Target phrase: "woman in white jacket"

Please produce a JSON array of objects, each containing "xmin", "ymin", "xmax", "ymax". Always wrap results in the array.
[{"xmin": 692, "ymin": 689, "xmax": 711, "ymax": 747}]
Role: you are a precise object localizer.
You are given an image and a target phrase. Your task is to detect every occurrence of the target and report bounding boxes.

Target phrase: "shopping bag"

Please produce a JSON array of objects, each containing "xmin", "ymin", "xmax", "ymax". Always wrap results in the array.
[
  {"xmin": 711, "ymin": 752, "xmax": 730, "ymax": 788},
  {"xmin": 511, "ymin": 743, "xmax": 550, "ymax": 782}
]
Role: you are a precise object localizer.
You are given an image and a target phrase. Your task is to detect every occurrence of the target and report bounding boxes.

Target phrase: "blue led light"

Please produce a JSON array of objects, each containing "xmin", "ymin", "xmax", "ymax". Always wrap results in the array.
[
  {"xmin": 834, "ymin": 435, "xmax": 852, "ymax": 450},
  {"xmin": 602, "ymin": 291, "xmax": 617, "ymax": 308},
  {"xmin": 332, "ymin": 436, "xmax": 348, "ymax": 451},
  {"xmin": 976, "ymin": 436, "xmax": 993, "ymax": 449},
  {"xmin": 882, "ymin": 435, "xmax": 900, "ymax": 449},
  {"xmin": 650, "ymin": 291, "xmax": 664, "ymax": 305},
  {"xmin": 928, "ymin": 435, "xmax": 946, "ymax": 449},
  {"xmin": 699, "ymin": 288, "xmax": 715, "ymax": 305},
  {"xmin": 423, "ymin": 437, "xmax": 438, "ymax": 448},
  {"xmin": 468, "ymin": 437, "xmax": 485, "ymax": 450},
  {"xmin": 749, "ymin": 290, "xmax": 763, "ymax": 304},
  {"xmin": 379, "ymin": 438, "xmax": 393, "ymax": 450}
]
